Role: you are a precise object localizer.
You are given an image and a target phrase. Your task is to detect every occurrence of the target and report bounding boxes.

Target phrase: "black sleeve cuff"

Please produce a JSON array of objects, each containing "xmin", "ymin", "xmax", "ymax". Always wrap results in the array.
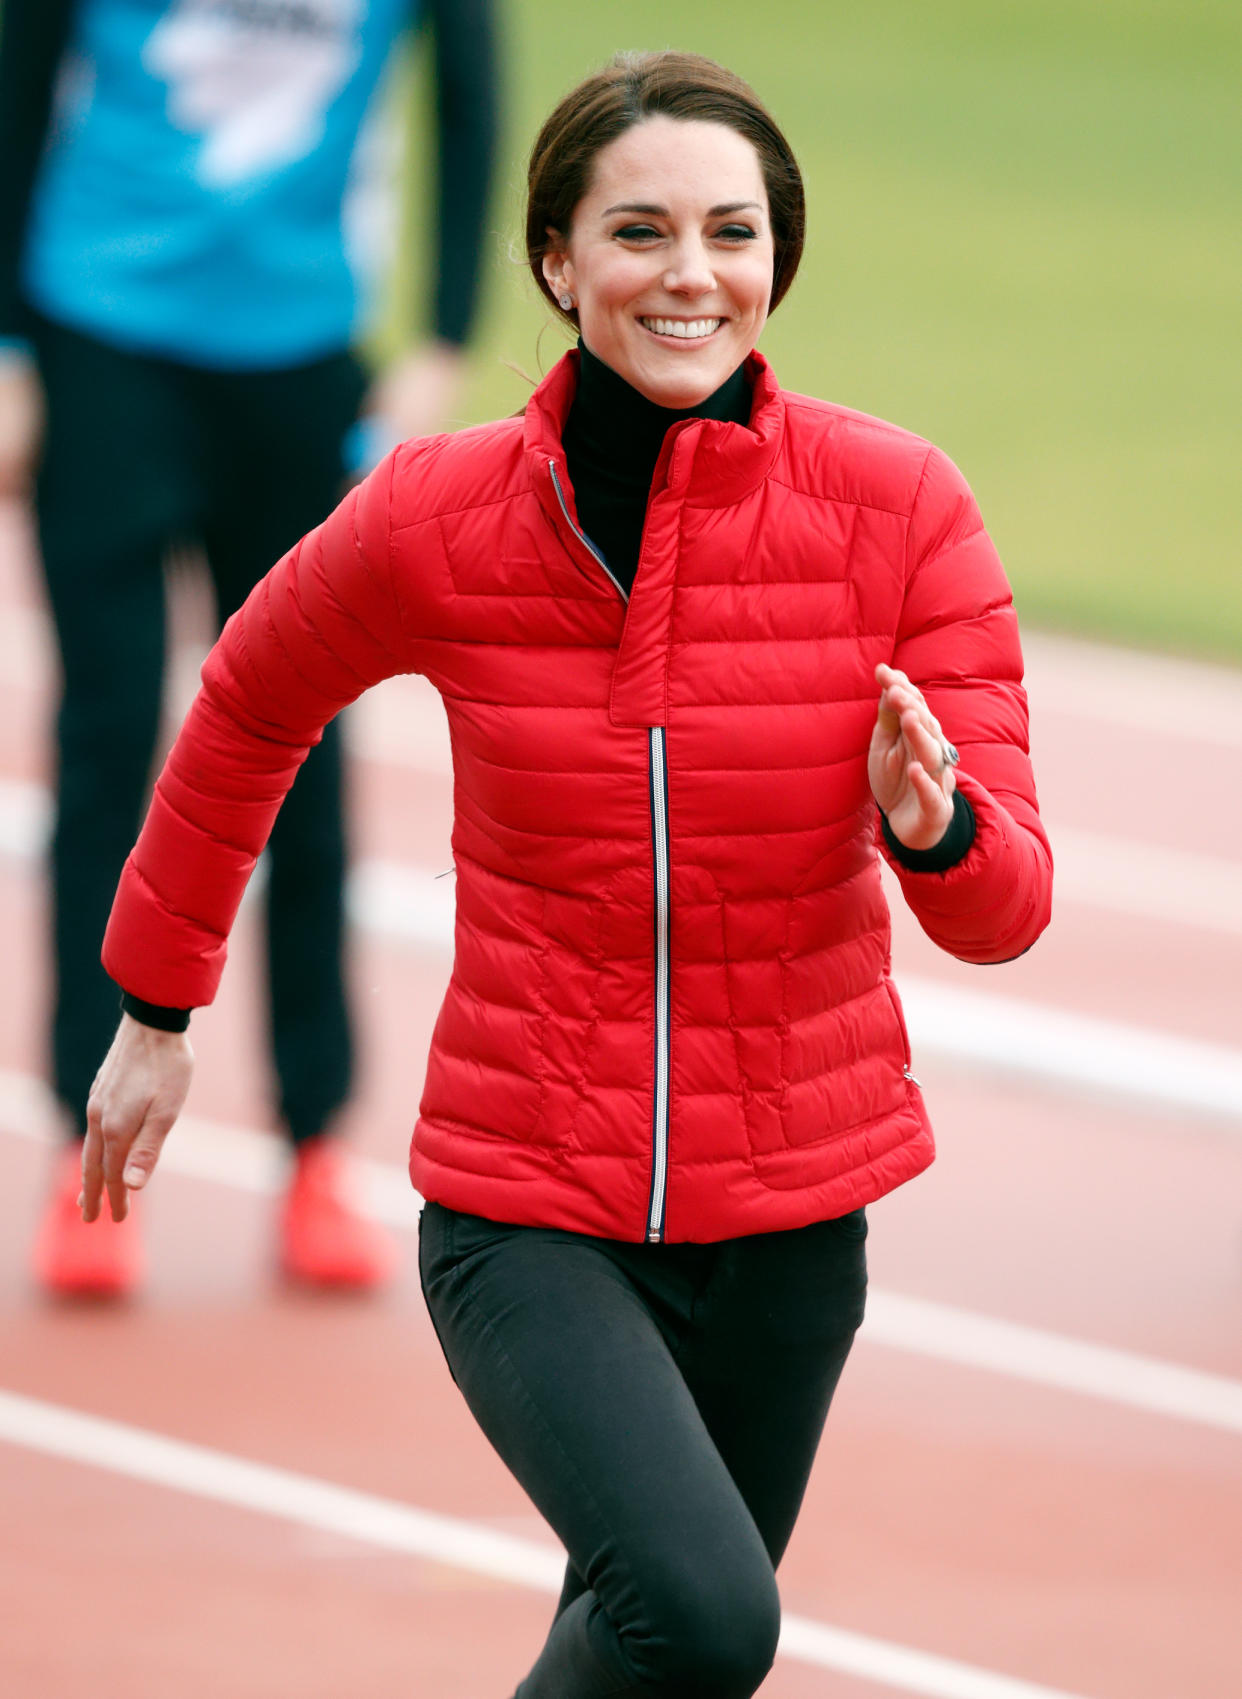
[
  {"xmin": 881, "ymin": 789, "xmax": 976, "ymax": 873},
  {"xmin": 120, "ymin": 991, "xmax": 191, "ymax": 1033}
]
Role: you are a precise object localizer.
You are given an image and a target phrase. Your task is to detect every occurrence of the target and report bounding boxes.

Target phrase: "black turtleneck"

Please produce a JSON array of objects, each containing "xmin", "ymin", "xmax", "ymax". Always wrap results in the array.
[{"xmin": 561, "ymin": 340, "xmax": 752, "ymax": 600}]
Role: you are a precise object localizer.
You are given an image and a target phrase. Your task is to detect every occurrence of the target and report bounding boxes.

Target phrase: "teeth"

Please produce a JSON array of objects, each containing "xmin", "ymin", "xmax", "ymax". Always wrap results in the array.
[{"xmin": 641, "ymin": 317, "xmax": 721, "ymax": 340}]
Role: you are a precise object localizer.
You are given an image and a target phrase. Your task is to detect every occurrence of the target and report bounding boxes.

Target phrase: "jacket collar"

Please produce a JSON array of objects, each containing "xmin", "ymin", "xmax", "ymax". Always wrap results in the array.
[{"xmin": 526, "ymin": 347, "xmax": 786, "ymax": 518}]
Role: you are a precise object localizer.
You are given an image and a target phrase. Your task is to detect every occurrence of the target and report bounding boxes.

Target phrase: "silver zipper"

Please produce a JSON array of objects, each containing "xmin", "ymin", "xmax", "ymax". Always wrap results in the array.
[
  {"xmin": 548, "ymin": 456, "xmax": 671, "ymax": 1242},
  {"xmin": 647, "ymin": 727, "xmax": 671, "ymax": 1242},
  {"xmin": 548, "ymin": 459, "xmax": 629, "ymax": 602}
]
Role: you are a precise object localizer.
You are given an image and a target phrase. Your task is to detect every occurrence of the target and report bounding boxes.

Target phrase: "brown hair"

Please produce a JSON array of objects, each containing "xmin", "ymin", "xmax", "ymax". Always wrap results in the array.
[{"xmin": 526, "ymin": 51, "xmax": 805, "ymax": 326}]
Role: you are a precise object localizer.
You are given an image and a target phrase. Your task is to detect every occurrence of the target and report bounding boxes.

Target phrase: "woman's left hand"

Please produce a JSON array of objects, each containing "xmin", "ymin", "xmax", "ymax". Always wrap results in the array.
[{"xmin": 868, "ymin": 663, "xmax": 958, "ymax": 851}]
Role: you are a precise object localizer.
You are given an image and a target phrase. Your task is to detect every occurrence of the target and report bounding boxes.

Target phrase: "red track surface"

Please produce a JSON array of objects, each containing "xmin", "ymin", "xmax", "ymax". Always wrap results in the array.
[{"xmin": 1, "ymin": 499, "xmax": 1240, "ymax": 1698}]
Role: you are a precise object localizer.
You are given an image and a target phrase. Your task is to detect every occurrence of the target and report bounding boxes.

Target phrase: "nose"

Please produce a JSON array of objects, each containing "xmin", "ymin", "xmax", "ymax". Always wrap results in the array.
[{"xmin": 662, "ymin": 236, "xmax": 715, "ymax": 299}]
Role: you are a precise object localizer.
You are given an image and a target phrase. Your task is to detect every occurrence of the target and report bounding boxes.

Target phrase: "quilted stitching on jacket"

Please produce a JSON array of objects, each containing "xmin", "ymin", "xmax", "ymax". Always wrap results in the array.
[{"xmin": 104, "ymin": 351, "xmax": 1052, "ymax": 1242}]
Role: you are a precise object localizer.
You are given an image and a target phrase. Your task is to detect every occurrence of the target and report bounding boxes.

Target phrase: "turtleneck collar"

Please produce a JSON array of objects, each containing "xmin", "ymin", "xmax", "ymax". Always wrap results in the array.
[
  {"xmin": 569, "ymin": 338, "xmax": 751, "ymax": 463},
  {"xmin": 560, "ymin": 340, "xmax": 753, "ymax": 596}
]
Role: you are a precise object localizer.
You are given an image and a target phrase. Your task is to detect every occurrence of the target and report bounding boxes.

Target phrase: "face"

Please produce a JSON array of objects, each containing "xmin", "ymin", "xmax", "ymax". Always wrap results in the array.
[{"xmin": 543, "ymin": 116, "xmax": 775, "ymax": 408}]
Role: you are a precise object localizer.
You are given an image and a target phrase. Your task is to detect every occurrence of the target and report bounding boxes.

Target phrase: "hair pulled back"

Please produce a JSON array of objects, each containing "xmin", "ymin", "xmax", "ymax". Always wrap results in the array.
[{"xmin": 527, "ymin": 51, "xmax": 805, "ymax": 326}]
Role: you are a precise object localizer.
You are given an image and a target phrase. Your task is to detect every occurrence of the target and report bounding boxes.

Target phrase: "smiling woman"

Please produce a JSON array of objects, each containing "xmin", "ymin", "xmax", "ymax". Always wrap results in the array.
[{"xmin": 83, "ymin": 47, "xmax": 1051, "ymax": 1699}]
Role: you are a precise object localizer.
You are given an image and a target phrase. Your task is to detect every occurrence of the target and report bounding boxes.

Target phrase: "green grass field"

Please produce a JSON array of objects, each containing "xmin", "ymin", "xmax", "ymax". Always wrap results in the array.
[{"xmin": 391, "ymin": 1, "xmax": 1241, "ymax": 661}]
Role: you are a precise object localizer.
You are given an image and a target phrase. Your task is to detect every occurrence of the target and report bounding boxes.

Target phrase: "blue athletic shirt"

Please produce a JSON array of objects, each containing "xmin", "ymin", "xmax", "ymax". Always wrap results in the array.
[{"xmin": 21, "ymin": 0, "xmax": 423, "ymax": 368}]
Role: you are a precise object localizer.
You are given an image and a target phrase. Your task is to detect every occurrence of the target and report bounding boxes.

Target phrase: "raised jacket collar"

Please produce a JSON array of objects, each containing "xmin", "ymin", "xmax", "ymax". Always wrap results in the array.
[
  {"xmin": 521, "ymin": 348, "xmax": 787, "ymax": 729},
  {"xmin": 525, "ymin": 347, "xmax": 787, "ymax": 526}
]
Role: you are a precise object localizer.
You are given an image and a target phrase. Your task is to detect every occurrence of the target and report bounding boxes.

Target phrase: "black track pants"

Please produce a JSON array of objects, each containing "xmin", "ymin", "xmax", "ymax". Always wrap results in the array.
[
  {"xmin": 31, "ymin": 314, "xmax": 367, "ymax": 1138},
  {"xmin": 419, "ymin": 1202, "xmax": 868, "ymax": 1697}
]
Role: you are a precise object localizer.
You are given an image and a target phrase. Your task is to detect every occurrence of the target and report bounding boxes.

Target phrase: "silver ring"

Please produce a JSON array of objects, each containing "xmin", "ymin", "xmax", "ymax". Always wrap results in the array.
[{"xmin": 938, "ymin": 739, "xmax": 960, "ymax": 773}]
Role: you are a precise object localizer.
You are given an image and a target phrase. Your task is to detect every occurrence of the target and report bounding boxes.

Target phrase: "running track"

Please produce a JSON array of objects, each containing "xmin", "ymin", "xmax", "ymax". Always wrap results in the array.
[{"xmin": 1, "ymin": 499, "xmax": 1239, "ymax": 1699}]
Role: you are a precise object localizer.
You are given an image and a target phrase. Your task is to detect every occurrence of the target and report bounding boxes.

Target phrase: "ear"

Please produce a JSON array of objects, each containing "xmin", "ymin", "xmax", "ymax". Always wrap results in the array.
[{"xmin": 541, "ymin": 235, "xmax": 574, "ymax": 299}]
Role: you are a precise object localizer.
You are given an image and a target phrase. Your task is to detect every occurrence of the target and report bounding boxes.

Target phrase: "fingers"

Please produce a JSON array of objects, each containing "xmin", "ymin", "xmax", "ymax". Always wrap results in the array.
[
  {"xmin": 876, "ymin": 666, "xmax": 936, "ymax": 738},
  {"xmin": 84, "ymin": 1075, "xmax": 138, "ymax": 1223},
  {"xmin": 873, "ymin": 665, "xmax": 904, "ymax": 737},
  {"xmin": 121, "ymin": 1114, "xmax": 176, "ymax": 1195},
  {"xmin": 874, "ymin": 664, "xmax": 958, "ymax": 774},
  {"xmin": 102, "ymin": 1123, "xmax": 131, "ymax": 1224},
  {"xmin": 882, "ymin": 755, "xmax": 955, "ymax": 853},
  {"xmin": 83, "ymin": 1098, "xmax": 172, "ymax": 1224},
  {"xmin": 900, "ymin": 705, "xmax": 951, "ymax": 781},
  {"xmin": 80, "ymin": 1111, "xmax": 106, "ymax": 1224},
  {"xmin": 906, "ymin": 756, "xmax": 957, "ymax": 811}
]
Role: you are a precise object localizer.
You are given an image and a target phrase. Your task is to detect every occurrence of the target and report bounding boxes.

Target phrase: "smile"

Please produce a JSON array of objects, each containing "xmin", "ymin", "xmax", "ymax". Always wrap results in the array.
[{"xmin": 639, "ymin": 317, "xmax": 723, "ymax": 340}]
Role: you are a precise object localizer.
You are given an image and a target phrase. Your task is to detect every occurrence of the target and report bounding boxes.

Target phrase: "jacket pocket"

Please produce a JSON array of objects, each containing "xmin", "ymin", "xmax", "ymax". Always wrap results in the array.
[{"xmin": 882, "ymin": 976, "xmax": 913, "ymax": 1071}]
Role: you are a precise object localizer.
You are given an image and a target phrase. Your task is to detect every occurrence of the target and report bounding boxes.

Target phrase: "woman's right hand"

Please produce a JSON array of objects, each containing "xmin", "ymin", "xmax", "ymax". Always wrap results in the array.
[
  {"xmin": 0, "ymin": 352, "xmax": 45, "ymax": 499},
  {"xmin": 81, "ymin": 1015, "xmax": 194, "ymax": 1224}
]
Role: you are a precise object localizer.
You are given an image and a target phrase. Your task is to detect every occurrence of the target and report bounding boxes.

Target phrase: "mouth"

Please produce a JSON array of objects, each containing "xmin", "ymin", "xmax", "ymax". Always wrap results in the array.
[{"xmin": 638, "ymin": 316, "xmax": 724, "ymax": 342}]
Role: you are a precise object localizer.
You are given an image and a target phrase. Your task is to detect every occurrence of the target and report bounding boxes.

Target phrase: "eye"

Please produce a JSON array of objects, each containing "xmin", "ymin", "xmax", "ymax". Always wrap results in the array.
[
  {"xmin": 612, "ymin": 223, "xmax": 662, "ymax": 242},
  {"xmin": 715, "ymin": 223, "xmax": 759, "ymax": 242}
]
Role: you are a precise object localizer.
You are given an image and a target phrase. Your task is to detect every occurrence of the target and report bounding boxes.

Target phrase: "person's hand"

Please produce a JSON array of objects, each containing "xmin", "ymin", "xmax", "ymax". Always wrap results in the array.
[
  {"xmin": 868, "ymin": 663, "xmax": 958, "ymax": 851},
  {"xmin": 0, "ymin": 351, "xmax": 44, "ymax": 499},
  {"xmin": 81, "ymin": 1015, "xmax": 194, "ymax": 1224},
  {"xmin": 351, "ymin": 340, "xmax": 467, "ymax": 475}
]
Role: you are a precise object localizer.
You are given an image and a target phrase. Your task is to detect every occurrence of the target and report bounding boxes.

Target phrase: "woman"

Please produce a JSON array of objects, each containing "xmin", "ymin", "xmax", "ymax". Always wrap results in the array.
[{"xmin": 84, "ymin": 51, "xmax": 1052, "ymax": 1699}]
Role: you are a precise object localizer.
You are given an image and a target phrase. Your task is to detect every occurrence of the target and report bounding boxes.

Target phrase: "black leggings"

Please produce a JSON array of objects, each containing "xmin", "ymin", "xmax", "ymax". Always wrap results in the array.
[
  {"xmin": 418, "ymin": 1202, "xmax": 867, "ymax": 1697},
  {"xmin": 31, "ymin": 314, "xmax": 367, "ymax": 1138}
]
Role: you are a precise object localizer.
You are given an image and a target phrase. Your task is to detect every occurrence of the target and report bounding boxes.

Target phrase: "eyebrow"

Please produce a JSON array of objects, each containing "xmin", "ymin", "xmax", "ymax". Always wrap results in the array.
[{"xmin": 600, "ymin": 201, "xmax": 763, "ymax": 217}]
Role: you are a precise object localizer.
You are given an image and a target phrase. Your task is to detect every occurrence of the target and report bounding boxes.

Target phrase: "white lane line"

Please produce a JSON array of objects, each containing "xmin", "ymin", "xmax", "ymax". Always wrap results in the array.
[
  {"xmin": 0, "ymin": 1387, "xmax": 1096, "ymax": 1699},
  {"xmin": 0, "ymin": 774, "xmax": 46, "ymax": 861},
  {"xmin": 1022, "ymin": 631, "xmax": 1242, "ymax": 750},
  {"xmin": 0, "ymin": 1386, "xmax": 563, "ymax": 1592},
  {"xmin": 347, "ymin": 853, "xmax": 456, "ymax": 952},
  {"xmin": 864, "ymin": 1293, "xmax": 1242, "ymax": 1435},
  {"xmin": 897, "ymin": 978, "xmax": 1242, "ymax": 1124},
  {"xmin": 7, "ymin": 1068, "xmax": 1241, "ymax": 1437},
  {"xmin": 1043, "ymin": 826, "xmax": 1242, "ymax": 937},
  {"xmin": 2, "ymin": 776, "xmax": 1241, "ymax": 1124},
  {"xmin": 346, "ymin": 670, "xmax": 453, "ymax": 774}
]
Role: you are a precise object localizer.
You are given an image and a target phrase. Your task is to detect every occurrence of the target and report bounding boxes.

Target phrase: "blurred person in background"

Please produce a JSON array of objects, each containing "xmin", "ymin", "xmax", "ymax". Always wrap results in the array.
[
  {"xmin": 79, "ymin": 50, "xmax": 1050, "ymax": 1696},
  {"xmin": 0, "ymin": 0, "xmax": 499, "ymax": 1298}
]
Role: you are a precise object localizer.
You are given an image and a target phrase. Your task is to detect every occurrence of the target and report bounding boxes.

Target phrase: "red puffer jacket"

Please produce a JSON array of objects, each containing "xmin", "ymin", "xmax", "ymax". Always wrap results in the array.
[{"xmin": 104, "ymin": 350, "xmax": 1052, "ymax": 1242}]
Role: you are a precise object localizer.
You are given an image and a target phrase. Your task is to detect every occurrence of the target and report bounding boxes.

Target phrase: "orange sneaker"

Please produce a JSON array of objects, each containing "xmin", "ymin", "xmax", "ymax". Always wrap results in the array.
[
  {"xmin": 32, "ymin": 1145, "xmax": 145, "ymax": 1299},
  {"xmin": 278, "ymin": 1138, "xmax": 398, "ymax": 1291}
]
